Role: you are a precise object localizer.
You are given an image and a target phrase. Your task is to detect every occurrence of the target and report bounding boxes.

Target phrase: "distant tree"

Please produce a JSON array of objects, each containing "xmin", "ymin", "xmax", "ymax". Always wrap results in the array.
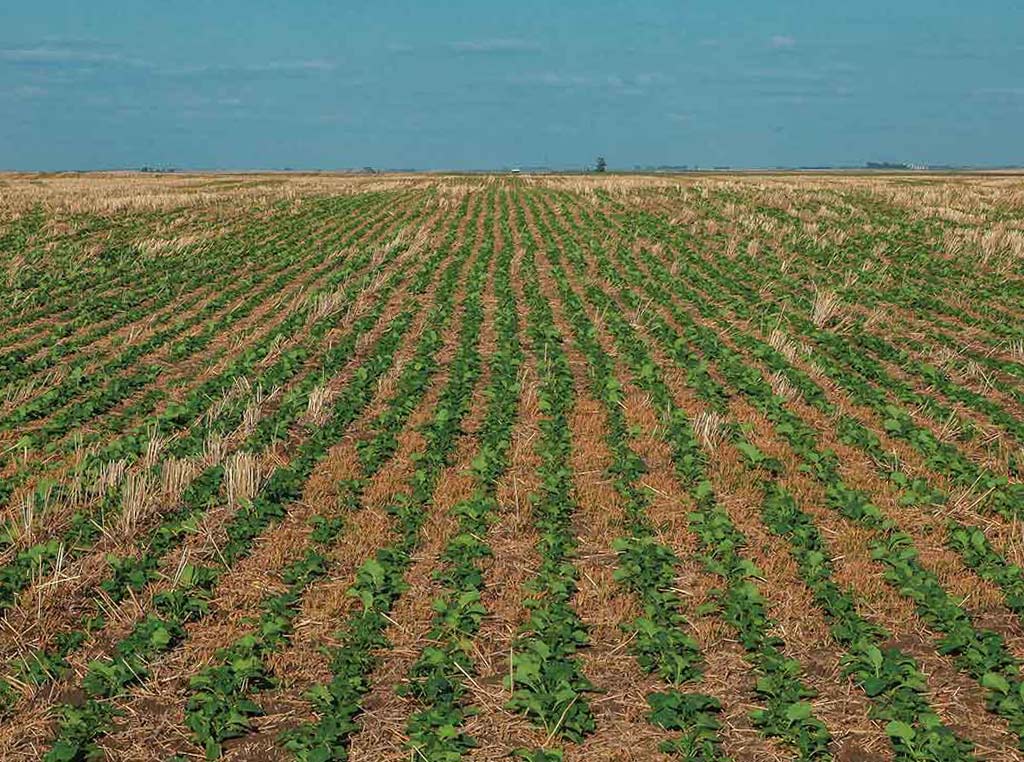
[{"xmin": 595, "ymin": 156, "xmax": 607, "ymax": 173}]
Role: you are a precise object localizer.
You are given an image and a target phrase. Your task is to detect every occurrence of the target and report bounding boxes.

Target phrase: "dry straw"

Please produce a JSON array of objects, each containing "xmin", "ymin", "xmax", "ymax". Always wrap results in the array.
[
  {"xmin": 162, "ymin": 457, "xmax": 199, "ymax": 498},
  {"xmin": 768, "ymin": 371, "xmax": 797, "ymax": 401},
  {"xmin": 303, "ymin": 384, "xmax": 334, "ymax": 428},
  {"xmin": 120, "ymin": 471, "xmax": 154, "ymax": 534},
  {"xmin": 93, "ymin": 459, "xmax": 128, "ymax": 498},
  {"xmin": 810, "ymin": 286, "xmax": 849, "ymax": 332},
  {"xmin": 693, "ymin": 410, "xmax": 729, "ymax": 450},
  {"xmin": 239, "ymin": 384, "xmax": 271, "ymax": 437},
  {"xmin": 203, "ymin": 431, "xmax": 226, "ymax": 466},
  {"xmin": 225, "ymin": 451, "xmax": 261, "ymax": 506}
]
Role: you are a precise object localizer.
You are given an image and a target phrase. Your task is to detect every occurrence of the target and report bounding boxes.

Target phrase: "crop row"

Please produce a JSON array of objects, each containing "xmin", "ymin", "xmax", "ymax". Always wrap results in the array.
[{"xmin": 38, "ymin": 193, "xmax": 484, "ymax": 760}]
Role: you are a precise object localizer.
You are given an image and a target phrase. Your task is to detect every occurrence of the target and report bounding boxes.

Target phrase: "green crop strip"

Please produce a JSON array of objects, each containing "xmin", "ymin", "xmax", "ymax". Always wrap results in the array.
[
  {"xmin": 571, "ymin": 192, "xmax": 1017, "ymax": 523},
  {"xmin": 499, "ymin": 205, "xmax": 595, "ymax": 750},
  {"xmin": 552, "ymin": 190, "xmax": 1017, "ymax": 757},
  {"xmin": 0, "ymin": 192, "xmax": 385, "ymax": 407},
  {"xmin": 0, "ymin": 244, "xmax": 423, "ymax": 708},
  {"xmin": 693, "ymin": 185, "xmax": 1024, "ymax": 351},
  {"xmin": 605, "ymin": 219, "xmax": 1024, "ymax": 744},
  {"xmin": 38, "ymin": 198, "xmax": 476, "ymax": 761},
  {"xmin": 628, "ymin": 209, "xmax": 1024, "ymax": 517},
  {"xmin": 720, "ymin": 217, "xmax": 1024, "ymax": 452},
  {"xmin": 0, "ymin": 195, "xmax": 437, "ymax": 658},
  {"xmin": 0, "ymin": 204, "xmax": 226, "ymax": 342},
  {"xmin": 187, "ymin": 195, "xmax": 487, "ymax": 759},
  {"xmin": 718, "ymin": 188, "xmax": 1024, "ymax": 379},
  {"xmin": 280, "ymin": 191, "xmax": 494, "ymax": 761},
  {"xmin": 528, "ymin": 192, "xmax": 832, "ymax": 760},
  {"xmin": 525, "ymin": 205, "xmax": 730, "ymax": 758},
  {"xmin": 0, "ymin": 190, "xmax": 409, "ymax": 488},
  {"xmin": 602, "ymin": 217, "xmax": 1024, "ymax": 631},
  {"xmin": 0, "ymin": 192, "xmax": 402, "ymax": 523},
  {"xmin": 1, "ymin": 192, "xmax": 431, "ymax": 517},
  {"xmin": 42, "ymin": 308, "xmax": 419, "ymax": 760},
  {"xmin": 0, "ymin": 196, "xmax": 341, "ymax": 334},
  {"xmin": 400, "ymin": 191, "xmax": 523, "ymax": 760},
  {"xmin": 576, "ymin": 193, "xmax": 1006, "ymax": 750}
]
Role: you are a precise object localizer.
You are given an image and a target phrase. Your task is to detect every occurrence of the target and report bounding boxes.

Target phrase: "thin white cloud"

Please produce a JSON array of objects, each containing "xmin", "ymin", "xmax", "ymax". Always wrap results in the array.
[
  {"xmin": 512, "ymin": 71, "xmax": 665, "ymax": 94},
  {"xmin": 449, "ymin": 38, "xmax": 540, "ymax": 53},
  {"xmin": 0, "ymin": 45, "xmax": 145, "ymax": 66},
  {"xmin": 161, "ymin": 59, "xmax": 337, "ymax": 77},
  {"xmin": 974, "ymin": 87, "xmax": 1024, "ymax": 97},
  {"xmin": 513, "ymin": 72, "xmax": 591, "ymax": 88},
  {"xmin": 247, "ymin": 60, "xmax": 335, "ymax": 72},
  {"xmin": 1, "ymin": 85, "xmax": 49, "ymax": 99},
  {"xmin": 770, "ymin": 35, "xmax": 797, "ymax": 49},
  {"xmin": 0, "ymin": 40, "xmax": 156, "ymax": 84}
]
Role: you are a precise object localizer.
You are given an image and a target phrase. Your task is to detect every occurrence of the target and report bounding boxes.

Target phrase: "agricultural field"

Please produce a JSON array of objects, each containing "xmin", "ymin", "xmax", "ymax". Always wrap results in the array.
[{"xmin": 0, "ymin": 171, "xmax": 1023, "ymax": 762}]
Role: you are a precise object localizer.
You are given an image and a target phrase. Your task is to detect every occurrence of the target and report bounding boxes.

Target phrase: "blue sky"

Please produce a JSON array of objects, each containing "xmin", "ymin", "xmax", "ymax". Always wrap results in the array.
[{"xmin": 1, "ymin": 1, "xmax": 1022, "ymax": 170}]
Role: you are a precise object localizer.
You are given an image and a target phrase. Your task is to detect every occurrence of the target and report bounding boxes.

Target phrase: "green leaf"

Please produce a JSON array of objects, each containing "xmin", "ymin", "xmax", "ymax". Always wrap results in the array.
[
  {"xmin": 982, "ymin": 672, "xmax": 1011, "ymax": 694},
  {"xmin": 784, "ymin": 702, "xmax": 813, "ymax": 722},
  {"xmin": 885, "ymin": 720, "xmax": 915, "ymax": 742}
]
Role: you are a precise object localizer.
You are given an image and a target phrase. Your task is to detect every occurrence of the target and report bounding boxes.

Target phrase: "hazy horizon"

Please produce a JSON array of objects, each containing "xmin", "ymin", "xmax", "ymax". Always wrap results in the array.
[{"xmin": 3, "ymin": 1, "xmax": 1022, "ymax": 171}]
